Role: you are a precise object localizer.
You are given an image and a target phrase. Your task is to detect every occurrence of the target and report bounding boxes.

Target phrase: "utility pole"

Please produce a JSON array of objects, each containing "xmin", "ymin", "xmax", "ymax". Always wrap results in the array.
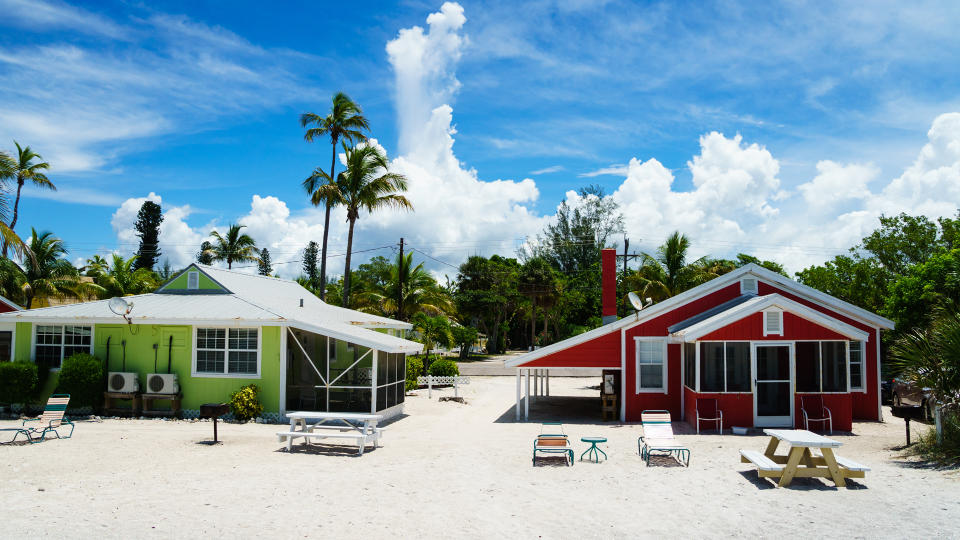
[
  {"xmin": 397, "ymin": 237, "xmax": 404, "ymax": 321},
  {"xmin": 618, "ymin": 236, "xmax": 642, "ymax": 273},
  {"xmin": 623, "ymin": 237, "xmax": 629, "ymax": 275}
]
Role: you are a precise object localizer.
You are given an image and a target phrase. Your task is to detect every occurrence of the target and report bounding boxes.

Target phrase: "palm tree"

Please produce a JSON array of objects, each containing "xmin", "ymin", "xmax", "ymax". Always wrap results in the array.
[
  {"xmin": 315, "ymin": 144, "xmax": 413, "ymax": 307},
  {"xmin": 0, "ymin": 143, "xmax": 54, "ymax": 258},
  {"xmin": 891, "ymin": 308, "xmax": 960, "ymax": 415},
  {"xmin": 19, "ymin": 229, "xmax": 100, "ymax": 309},
  {"xmin": 355, "ymin": 252, "xmax": 453, "ymax": 320},
  {"xmin": 83, "ymin": 255, "xmax": 110, "ymax": 277},
  {"xmin": 624, "ymin": 231, "xmax": 719, "ymax": 303},
  {"xmin": 301, "ymin": 92, "xmax": 370, "ymax": 301},
  {"xmin": 204, "ymin": 224, "xmax": 259, "ymax": 269},
  {"xmin": 96, "ymin": 254, "xmax": 159, "ymax": 297},
  {"xmin": 0, "ymin": 150, "xmax": 32, "ymax": 261}
]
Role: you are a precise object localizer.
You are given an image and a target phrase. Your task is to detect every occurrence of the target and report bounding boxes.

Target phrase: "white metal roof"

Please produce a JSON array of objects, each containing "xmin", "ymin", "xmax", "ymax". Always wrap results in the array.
[
  {"xmin": 200, "ymin": 266, "xmax": 413, "ymax": 330},
  {"xmin": 0, "ymin": 265, "xmax": 423, "ymax": 354}
]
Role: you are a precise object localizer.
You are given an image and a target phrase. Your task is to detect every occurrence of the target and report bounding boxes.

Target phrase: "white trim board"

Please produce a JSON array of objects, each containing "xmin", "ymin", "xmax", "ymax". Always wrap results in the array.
[{"xmin": 672, "ymin": 294, "xmax": 870, "ymax": 342}]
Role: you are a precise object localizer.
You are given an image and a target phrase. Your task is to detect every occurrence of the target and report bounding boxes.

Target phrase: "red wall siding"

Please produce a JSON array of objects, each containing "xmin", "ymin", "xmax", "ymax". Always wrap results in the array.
[
  {"xmin": 625, "ymin": 343, "xmax": 682, "ymax": 420},
  {"xmin": 759, "ymin": 282, "xmax": 881, "ymax": 421},
  {"xmin": 0, "ymin": 302, "xmax": 16, "ymax": 313},
  {"xmin": 699, "ymin": 312, "xmax": 850, "ymax": 341},
  {"xmin": 683, "ymin": 387, "xmax": 755, "ymax": 429},
  {"xmin": 521, "ymin": 330, "xmax": 621, "ymax": 368},
  {"xmin": 795, "ymin": 393, "xmax": 853, "ymax": 432}
]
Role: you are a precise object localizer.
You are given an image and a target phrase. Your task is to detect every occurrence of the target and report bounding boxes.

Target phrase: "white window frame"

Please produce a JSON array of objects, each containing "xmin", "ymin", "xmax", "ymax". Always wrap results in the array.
[
  {"xmin": 634, "ymin": 337, "xmax": 668, "ymax": 394},
  {"xmin": 31, "ymin": 324, "xmax": 94, "ymax": 370},
  {"xmin": 794, "ymin": 340, "xmax": 850, "ymax": 394},
  {"xmin": 191, "ymin": 326, "xmax": 261, "ymax": 378},
  {"xmin": 0, "ymin": 322, "xmax": 16, "ymax": 362},
  {"xmin": 848, "ymin": 340, "xmax": 865, "ymax": 392},
  {"xmin": 740, "ymin": 277, "xmax": 758, "ymax": 295},
  {"xmin": 697, "ymin": 340, "xmax": 753, "ymax": 393},
  {"xmin": 762, "ymin": 309, "xmax": 783, "ymax": 336},
  {"xmin": 187, "ymin": 271, "xmax": 199, "ymax": 289}
]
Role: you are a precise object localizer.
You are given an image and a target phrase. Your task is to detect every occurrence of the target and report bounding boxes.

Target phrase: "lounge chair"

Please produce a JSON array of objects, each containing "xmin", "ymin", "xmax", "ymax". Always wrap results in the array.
[
  {"xmin": 533, "ymin": 422, "xmax": 574, "ymax": 466},
  {"xmin": 1, "ymin": 394, "xmax": 74, "ymax": 444},
  {"xmin": 695, "ymin": 398, "xmax": 723, "ymax": 434},
  {"xmin": 638, "ymin": 410, "xmax": 689, "ymax": 466},
  {"xmin": 801, "ymin": 395, "xmax": 832, "ymax": 433}
]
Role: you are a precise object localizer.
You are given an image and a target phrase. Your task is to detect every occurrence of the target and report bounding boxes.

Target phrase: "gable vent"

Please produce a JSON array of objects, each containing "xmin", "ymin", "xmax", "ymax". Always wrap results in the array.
[
  {"xmin": 187, "ymin": 271, "xmax": 199, "ymax": 290},
  {"xmin": 764, "ymin": 310, "xmax": 783, "ymax": 335},
  {"xmin": 741, "ymin": 277, "xmax": 758, "ymax": 295}
]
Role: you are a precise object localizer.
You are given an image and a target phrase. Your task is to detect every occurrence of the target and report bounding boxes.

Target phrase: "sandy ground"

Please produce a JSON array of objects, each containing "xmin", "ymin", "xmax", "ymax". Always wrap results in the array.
[{"xmin": 2, "ymin": 376, "xmax": 959, "ymax": 539}]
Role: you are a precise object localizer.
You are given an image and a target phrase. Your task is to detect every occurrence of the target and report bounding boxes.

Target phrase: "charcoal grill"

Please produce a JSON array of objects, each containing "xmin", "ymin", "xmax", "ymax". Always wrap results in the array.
[
  {"xmin": 199, "ymin": 403, "xmax": 230, "ymax": 444},
  {"xmin": 891, "ymin": 405, "xmax": 925, "ymax": 445}
]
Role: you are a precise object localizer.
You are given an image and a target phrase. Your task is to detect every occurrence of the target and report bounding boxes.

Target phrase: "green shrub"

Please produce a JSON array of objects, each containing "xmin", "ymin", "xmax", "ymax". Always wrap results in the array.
[
  {"xmin": 56, "ymin": 353, "xmax": 104, "ymax": 409},
  {"xmin": 428, "ymin": 358, "xmax": 459, "ymax": 377},
  {"xmin": 911, "ymin": 409, "xmax": 960, "ymax": 465},
  {"xmin": 405, "ymin": 356, "xmax": 423, "ymax": 391},
  {"xmin": 0, "ymin": 362, "xmax": 38, "ymax": 405},
  {"xmin": 229, "ymin": 384, "xmax": 263, "ymax": 422}
]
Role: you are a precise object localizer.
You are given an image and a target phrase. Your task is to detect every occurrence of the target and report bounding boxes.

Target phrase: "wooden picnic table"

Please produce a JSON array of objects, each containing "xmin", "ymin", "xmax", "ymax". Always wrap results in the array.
[
  {"xmin": 278, "ymin": 411, "xmax": 383, "ymax": 455},
  {"xmin": 740, "ymin": 429, "xmax": 869, "ymax": 487}
]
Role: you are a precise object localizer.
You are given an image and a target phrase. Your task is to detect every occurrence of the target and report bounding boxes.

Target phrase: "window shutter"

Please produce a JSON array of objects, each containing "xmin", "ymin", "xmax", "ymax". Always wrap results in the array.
[
  {"xmin": 764, "ymin": 311, "xmax": 782, "ymax": 334},
  {"xmin": 188, "ymin": 271, "xmax": 199, "ymax": 289}
]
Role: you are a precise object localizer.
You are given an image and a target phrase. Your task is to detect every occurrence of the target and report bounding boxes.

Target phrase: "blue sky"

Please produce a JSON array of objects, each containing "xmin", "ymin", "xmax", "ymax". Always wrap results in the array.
[{"xmin": 2, "ymin": 0, "xmax": 960, "ymax": 276}]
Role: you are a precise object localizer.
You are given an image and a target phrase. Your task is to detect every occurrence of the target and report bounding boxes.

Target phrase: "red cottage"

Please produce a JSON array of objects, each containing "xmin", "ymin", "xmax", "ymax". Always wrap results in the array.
[{"xmin": 506, "ymin": 250, "xmax": 893, "ymax": 431}]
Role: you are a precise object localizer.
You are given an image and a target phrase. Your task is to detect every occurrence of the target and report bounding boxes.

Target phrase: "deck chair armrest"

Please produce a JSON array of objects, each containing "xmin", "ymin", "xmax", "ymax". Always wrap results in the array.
[
  {"xmin": 823, "ymin": 406, "xmax": 832, "ymax": 417},
  {"xmin": 22, "ymin": 418, "xmax": 39, "ymax": 426}
]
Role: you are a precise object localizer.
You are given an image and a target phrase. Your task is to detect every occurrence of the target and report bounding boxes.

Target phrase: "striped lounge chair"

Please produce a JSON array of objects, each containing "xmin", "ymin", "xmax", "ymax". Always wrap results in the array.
[
  {"xmin": 638, "ymin": 410, "xmax": 690, "ymax": 466},
  {"xmin": 2, "ymin": 394, "xmax": 74, "ymax": 444}
]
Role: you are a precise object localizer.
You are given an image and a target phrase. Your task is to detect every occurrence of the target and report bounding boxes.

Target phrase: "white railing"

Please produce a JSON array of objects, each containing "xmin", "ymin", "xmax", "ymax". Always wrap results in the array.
[{"xmin": 417, "ymin": 375, "xmax": 471, "ymax": 398}]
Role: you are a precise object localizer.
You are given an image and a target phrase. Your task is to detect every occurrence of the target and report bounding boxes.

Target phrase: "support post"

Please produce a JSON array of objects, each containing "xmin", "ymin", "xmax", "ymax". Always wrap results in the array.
[
  {"xmin": 524, "ymin": 369, "xmax": 530, "ymax": 420},
  {"xmin": 546, "ymin": 369, "xmax": 550, "ymax": 396},
  {"xmin": 515, "ymin": 370, "xmax": 521, "ymax": 420},
  {"xmin": 371, "ymin": 350, "xmax": 378, "ymax": 414}
]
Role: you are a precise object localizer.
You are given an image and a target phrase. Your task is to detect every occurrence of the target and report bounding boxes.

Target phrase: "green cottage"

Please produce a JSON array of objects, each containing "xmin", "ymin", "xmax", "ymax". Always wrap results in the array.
[{"xmin": 0, "ymin": 264, "xmax": 422, "ymax": 421}]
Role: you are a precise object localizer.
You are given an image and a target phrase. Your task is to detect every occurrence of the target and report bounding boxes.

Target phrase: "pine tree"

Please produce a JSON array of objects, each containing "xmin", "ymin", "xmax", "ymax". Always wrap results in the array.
[
  {"xmin": 133, "ymin": 201, "xmax": 163, "ymax": 271},
  {"xmin": 197, "ymin": 241, "xmax": 214, "ymax": 265},
  {"xmin": 303, "ymin": 241, "xmax": 319, "ymax": 286},
  {"xmin": 258, "ymin": 248, "xmax": 273, "ymax": 276}
]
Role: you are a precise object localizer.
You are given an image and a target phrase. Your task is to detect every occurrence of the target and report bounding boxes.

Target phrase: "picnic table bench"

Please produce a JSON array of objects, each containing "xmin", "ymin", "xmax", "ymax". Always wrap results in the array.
[
  {"xmin": 278, "ymin": 412, "xmax": 383, "ymax": 455},
  {"xmin": 741, "ymin": 429, "xmax": 870, "ymax": 487}
]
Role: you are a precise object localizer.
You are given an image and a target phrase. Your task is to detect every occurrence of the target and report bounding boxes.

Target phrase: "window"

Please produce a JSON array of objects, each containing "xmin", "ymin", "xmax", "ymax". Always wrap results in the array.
[
  {"xmin": 194, "ymin": 327, "xmax": 259, "ymax": 376},
  {"xmin": 0, "ymin": 330, "xmax": 12, "ymax": 362},
  {"xmin": 683, "ymin": 342, "xmax": 696, "ymax": 389},
  {"xmin": 187, "ymin": 271, "xmax": 199, "ymax": 289},
  {"xmin": 698, "ymin": 341, "xmax": 751, "ymax": 392},
  {"xmin": 849, "ymin": 340, "xmax": 864, "ymax": 391},
  {"xmin": 795, "ymin": 341, "xmax": 848, "ymax": 392},
  {"xmin": 375, "ymin": 352, "xmax": 407, "ymax": 412},
  {"xmin": 636, "ymin": 339, "xmax": 666, "ymax": 392},
  {"xmin": 763, "ymin": 310, "xmax": 782, "ymax": 336},
  {"xmin": 741, "ymin": 277, "xmax": 758, "ymax": 295},
  {"xmin": 34, "ymin": 325, "xmax": 92, "ymax": 368}
]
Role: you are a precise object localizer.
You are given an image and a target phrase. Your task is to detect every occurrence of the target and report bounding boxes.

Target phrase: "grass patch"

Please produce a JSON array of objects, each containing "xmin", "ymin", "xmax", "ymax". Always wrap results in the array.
[{"xmin": 903, "ymin": 410, "xmax": 960, "ymax": 466}]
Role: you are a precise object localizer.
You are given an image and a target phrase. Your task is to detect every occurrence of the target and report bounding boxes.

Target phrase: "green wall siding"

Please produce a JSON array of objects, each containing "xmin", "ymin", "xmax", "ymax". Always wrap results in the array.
[
  {"xmin": 164, "ymin": 271, "xmax": 224, "ymax": 291},
  {"xmin": 14, "ymin": 322, "xmax": 282, "ymax": 413}
]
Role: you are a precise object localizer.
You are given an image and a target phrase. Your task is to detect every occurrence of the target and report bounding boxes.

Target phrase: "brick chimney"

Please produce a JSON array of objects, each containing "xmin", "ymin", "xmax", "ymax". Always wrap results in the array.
[{"xmin": 601, "ymin": 248, "xmax": 617, "ymax": 325}]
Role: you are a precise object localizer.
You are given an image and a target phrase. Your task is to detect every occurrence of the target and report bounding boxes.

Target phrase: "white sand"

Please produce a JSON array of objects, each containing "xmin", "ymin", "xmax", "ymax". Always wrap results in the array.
[{"xmin": 2, "ymin": 376, "xmax": 958, "ymax": 538}]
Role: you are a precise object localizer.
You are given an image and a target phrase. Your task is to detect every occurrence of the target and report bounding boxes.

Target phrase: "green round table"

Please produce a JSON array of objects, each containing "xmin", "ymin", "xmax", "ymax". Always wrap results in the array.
[{"xmin": 580, "ymin": 436, "xmax": 608, "ymax": 463}]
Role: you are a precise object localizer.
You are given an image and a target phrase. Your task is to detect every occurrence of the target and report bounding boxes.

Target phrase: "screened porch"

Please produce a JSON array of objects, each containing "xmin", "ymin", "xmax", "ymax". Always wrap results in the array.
[{"xmin": 284, "ymin": 327, "xmax": 407, "ymax": 416}]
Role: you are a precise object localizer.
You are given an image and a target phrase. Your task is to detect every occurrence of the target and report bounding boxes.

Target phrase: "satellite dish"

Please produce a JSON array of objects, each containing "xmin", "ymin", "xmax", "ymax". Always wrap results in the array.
[
  {"xmin": 108, "ymin": 297, "xmax": 133, "ymax": 324},
  {"xmin": 628, "ymin": 291, "xmax": 644, "ymax": 311}
]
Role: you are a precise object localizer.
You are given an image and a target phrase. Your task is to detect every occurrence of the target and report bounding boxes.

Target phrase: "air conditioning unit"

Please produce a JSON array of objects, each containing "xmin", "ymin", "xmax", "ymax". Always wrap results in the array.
[
  {"xmin": 146, "ymin": 373, "xmax": 180, "ymax": 394},
  {"xmin": 108, "ymin": 372, "xmax": 140, "ymax": 393}
]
